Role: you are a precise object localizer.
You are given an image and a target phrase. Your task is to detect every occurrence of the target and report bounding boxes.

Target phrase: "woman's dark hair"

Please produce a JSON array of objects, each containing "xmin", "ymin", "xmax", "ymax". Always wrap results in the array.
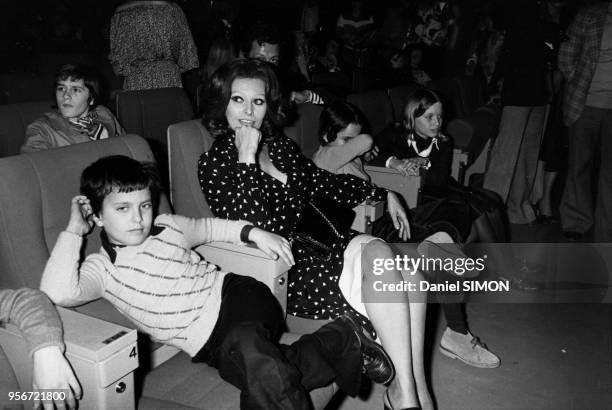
[
  {"xmin": 201, "ymin": 58, "xmax": 288, "ymax": 141},
  {"xmin": 318, "ymin": 101, "xmax": 367, "ymax": 145},
  {"xmin": 54, "ymin": 64, "xmax": 101, "ymax": 107},
  {"xmin": 81, "ymin": 155, "xmax": 161, "ymax": 215},
  {"xmin": 205, "ymin": 38, "xmax": 235, "ymax": 78}
]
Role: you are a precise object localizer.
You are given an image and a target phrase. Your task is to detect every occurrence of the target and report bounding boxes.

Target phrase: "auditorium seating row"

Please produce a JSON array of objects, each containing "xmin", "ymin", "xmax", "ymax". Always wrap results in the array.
[
  {"xmin": 0, "ymin": 73, "xmax": 498, "ymax": 188},
  {"xmin": 346, "ymin": 75, "xmax": 500, "ymax": 187},
  {"xmin": 0, "ymin": 134, "xmax": 337, "ymax": 409},
  {"xmin": 0, "ymin": 84, "xmax": 428, "ymax": 409},
  {"xmin": 0, "ymin": 76, "xmax": 495, "ymax": 407}
]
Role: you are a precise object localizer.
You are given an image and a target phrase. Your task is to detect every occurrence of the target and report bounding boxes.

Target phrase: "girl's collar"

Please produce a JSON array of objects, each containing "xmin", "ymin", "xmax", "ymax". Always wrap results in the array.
[{"xmin": 407, "ymin": 132, "xmax": 439, "ymax": 158}]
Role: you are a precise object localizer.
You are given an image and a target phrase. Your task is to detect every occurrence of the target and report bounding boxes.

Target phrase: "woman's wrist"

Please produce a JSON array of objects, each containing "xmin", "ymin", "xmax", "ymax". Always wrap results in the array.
[
  {"xmin": 240, "ymin": 225, "xmax": 256, "ymax": 243},
  {"xmin": 238, "ymin": 153, "xmax": 257, "ymax": 164}
]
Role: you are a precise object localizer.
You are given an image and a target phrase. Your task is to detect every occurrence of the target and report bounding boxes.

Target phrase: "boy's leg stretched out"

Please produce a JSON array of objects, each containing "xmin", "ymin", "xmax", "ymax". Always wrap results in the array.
[{"xmin": 192, "ymin": 274, "xmax": 365, "ymax": 410}]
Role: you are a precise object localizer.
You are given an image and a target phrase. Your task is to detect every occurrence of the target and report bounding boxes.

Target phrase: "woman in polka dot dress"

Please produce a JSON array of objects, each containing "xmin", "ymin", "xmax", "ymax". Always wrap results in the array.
[{"xmin": 198, "ymin": 59, "xmax": 433, "ymax": 410}]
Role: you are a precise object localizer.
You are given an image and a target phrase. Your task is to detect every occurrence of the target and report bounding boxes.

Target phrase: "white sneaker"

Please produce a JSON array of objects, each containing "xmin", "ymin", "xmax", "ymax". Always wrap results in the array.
[{"xmin": 439, "ymin": 327, "xmax": 501, "ymax": 368}]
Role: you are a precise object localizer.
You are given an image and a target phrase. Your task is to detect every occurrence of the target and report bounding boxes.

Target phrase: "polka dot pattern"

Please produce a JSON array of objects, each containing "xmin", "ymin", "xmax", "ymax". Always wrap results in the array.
[{"xmin": 198, "ymin": 135, "xmax": 386, "ymax": 333}]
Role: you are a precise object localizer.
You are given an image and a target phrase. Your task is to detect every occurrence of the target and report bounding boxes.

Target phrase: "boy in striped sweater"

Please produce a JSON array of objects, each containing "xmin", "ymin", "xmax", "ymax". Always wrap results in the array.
[{"xmin": 40, "ymin": 155, "xmax": 393, "ymax": 410}]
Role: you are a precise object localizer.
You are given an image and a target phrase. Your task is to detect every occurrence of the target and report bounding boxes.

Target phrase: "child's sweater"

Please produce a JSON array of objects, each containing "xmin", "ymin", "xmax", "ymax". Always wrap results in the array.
[
  {"xmin": 312, "ymin": 134, "xmax": 373, "ymax": 182},
  {"xmin": 41, "ymin": 214, "xmax": 249, "ymax": 356},
  {"xmin": 0, "ymin": 288, "xmax": 64, "ymax": 356}
]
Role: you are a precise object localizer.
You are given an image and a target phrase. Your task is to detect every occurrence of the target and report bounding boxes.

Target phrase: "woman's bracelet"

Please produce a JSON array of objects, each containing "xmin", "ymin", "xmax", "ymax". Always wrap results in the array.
[{"xmin": 240, "ymin": 225, "xmax": 256, "ymax": 243}]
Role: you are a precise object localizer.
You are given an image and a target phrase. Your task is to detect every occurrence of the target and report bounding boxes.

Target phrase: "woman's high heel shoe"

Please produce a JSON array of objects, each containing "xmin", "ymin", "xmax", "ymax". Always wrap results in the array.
[{"xmin": 383, "ymin": 389, "xmax": 421, "ymax": 410}]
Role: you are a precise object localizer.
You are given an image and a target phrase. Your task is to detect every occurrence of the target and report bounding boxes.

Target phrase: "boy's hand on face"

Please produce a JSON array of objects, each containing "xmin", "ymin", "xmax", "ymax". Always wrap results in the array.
[
  {"xmin": 248, "ymin": 227, "xmax": 295, "ymax": 267},
  {"xmin": 66, "ymin": 195, "xmax": 98, "ymax": 236}
]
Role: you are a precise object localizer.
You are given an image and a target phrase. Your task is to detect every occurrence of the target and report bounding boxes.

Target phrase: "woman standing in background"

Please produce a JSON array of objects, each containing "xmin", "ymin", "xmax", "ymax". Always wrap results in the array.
[{"xmin": 109, "ymin": 0, "xmax": 199, "ymax": 90}]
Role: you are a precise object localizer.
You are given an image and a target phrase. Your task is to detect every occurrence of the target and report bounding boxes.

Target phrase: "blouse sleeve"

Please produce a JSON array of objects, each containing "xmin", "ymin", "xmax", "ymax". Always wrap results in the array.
[
  {"xmin": 108, "ymin": 13, "xmax": 130, "ymax": 76},
  {"xmin": 290, "ymin": 136, "xmax": 386, "ymax": 205},
  {"xmin": 198, "ymin": 140, "xmax": 274, "ymax": 225},
  {"xmin": 171, "ymin": 3, "xmax": 199, "ymax": 72}
]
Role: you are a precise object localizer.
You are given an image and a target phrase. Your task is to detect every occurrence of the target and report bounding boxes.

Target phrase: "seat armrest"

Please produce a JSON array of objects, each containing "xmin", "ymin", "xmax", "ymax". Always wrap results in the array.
[
  {"xmin": 0, "ymin": 307, "xmax": 139, "ymax": 409},
  {"xmin": 452, "ymin": 148, "xmax": 469, "ymax": 184},
  {"xmin": 352, "ymin": 200, "xmax": 385, "ymax": 233},
  {"xmin": 364, "ymin": 165, "xmax": 423, "ymax": 209},
  {"xmin": 196, "ymin": 242, "xmax": 290, "ymax": 312}
]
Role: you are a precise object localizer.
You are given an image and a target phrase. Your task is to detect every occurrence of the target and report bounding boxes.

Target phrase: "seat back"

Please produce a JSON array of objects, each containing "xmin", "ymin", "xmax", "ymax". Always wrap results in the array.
[
  {"xmin": 115, "ymin": 88, "xmax": 194, "ymax": 186},
  {"xmin": 429, "ymin": 77, "xmax": 463, "ymax": 121},
  {"xmin": 0, "ymin": 135, "xmax": 171, "ymax": 290},
  {"xmin": 0, "ymin": 73, "xmax": 54, "ymax": 105},
  {"xmin": 388, "ymin": 83, "xmax": 420, "ymax": 124},
  {"xmin": 0, "ymin": 100, "xmax": 54, "ymax": 157},
  {"xmin": 167, "ymin": 120, "xmax": 214, "ymax": 219},
  {"xmin": 284, "ymin": 104, "xmax": 324, "ymax": 159},
  {"xmin": 311, "ymin": 71, "xmax": 351, "ymax": 99},
  {"xmin": 453, "ymin": 75, "xmax": 486, "ymax": 117},
  {"xmin": 447, "ymin": 104, "xmax": 500, "ymax": 186},
  {"xmin": 347, "ymin": 90, "xmax": 393, "ymax": 136}
]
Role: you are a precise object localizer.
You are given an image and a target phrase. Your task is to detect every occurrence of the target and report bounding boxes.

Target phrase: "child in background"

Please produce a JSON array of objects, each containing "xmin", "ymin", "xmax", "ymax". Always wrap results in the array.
[
  {"xmin": 385, "ymin": 46, "xmax": 432, "ymax": 88},
  {"xmin": 39, "ymin": 155, "xmax": 394, "ymax": 409},
  {"xmin": 312, "ymin": 101, "xmax": 375, "ymax": 182},
  {"xmin": 314, "ymin": 100, "xmax": 500, "ymax": 369}
]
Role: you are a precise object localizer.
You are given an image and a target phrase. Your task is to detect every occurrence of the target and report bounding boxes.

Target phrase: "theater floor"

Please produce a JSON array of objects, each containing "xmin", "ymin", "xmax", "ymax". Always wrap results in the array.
[{"xmin": 327, "ymin": 222, "xmax": 612, "ymax": 410}]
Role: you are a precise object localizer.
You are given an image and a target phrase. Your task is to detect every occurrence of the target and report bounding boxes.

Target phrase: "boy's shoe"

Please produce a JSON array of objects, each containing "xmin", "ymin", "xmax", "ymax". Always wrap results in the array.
[
  {"xmin": 338, "ymin": 312, "xmax": 396, "ymax": 385},
  {"xmin": 439, "ymin": 327, "xmax": 500, "ymax": 368}
]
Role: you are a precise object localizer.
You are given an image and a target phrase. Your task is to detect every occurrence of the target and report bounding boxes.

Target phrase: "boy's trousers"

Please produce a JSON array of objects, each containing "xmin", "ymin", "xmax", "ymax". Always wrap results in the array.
[{"xmin": 193, "ymin": 273, "xmax": 363, "ymax": 410}]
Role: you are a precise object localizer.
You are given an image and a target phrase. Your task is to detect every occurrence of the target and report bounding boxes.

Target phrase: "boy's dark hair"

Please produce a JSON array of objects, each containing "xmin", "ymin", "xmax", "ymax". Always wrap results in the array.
[
  {"xmin": 318, "ymin": 101, "xmax": 368, "ymax": 145},
  {"xmin": 80, "ymin": 155, "xmax": 161, "ymax": 215},
  {"xmin": 54, "ymin": 63, "xmax": 102, "ymax": 107}
]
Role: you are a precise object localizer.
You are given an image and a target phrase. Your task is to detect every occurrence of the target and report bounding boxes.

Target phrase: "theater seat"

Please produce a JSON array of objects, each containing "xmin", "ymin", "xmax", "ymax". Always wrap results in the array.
[
  {"xmin": 448, "ymin": 104, "xmax": 500, "ymax": 186},
  {"xmin": 0, "ymin": 100, "xmax": 53, "ymax": 158},
  {"xmin": 0, "ymin": 135, "xmax": 333, "ymax": 409},
  {"xmin": 284, "ymin": 103, "xmax": 324, "ymax": 159},
  {"xmin": 347, "ymin": 90, "xmax": 394, "ymax": 136},
  {"xmin": 387, "ymin": 83, "xmax": 420, "ymax": 124},
  {"xmin": 115, "ymin": 87, "xmax": 194, "ymax": 186}
]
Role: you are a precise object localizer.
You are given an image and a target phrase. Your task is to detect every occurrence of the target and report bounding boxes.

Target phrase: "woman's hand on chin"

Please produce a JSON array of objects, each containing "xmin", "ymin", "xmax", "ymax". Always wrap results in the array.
[
  {"xmin": 387, "ymin": 191, "xmax": 411, "ymax": 241},
  {"xmin": 235, "ymin": 125, "xmax": 262, "ymax": 164},
  {"xmin": 249, "ymin": 227, "xmax": 295, "ymax": 267}
]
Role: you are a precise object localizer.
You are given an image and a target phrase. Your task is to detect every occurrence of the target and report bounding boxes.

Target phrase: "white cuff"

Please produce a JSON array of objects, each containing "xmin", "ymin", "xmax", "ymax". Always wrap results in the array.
[{"xmin": 385, "ymin": 156, "xmax": 396, "ymax": 168}]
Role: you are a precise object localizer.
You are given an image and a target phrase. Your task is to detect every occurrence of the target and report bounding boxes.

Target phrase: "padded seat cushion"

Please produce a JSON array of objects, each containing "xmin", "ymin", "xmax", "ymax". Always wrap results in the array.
[
  {"xmin": 347, "ymin": 90, "xmax": 394, "ymax": 136},
  {"xmin": 0, "ymin": 100, "xmax": 53, "ymax": 158},
  {"xmin": 284, "ymin": 104, "xmax": 324, "ymax": 159},
  {"xmin": 0, "ymin": 134, "xmax": 170, "ymax": 290},
  {"xmin": 116, "ymin": 88, "xmax": 194, "ymax": 150}
]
